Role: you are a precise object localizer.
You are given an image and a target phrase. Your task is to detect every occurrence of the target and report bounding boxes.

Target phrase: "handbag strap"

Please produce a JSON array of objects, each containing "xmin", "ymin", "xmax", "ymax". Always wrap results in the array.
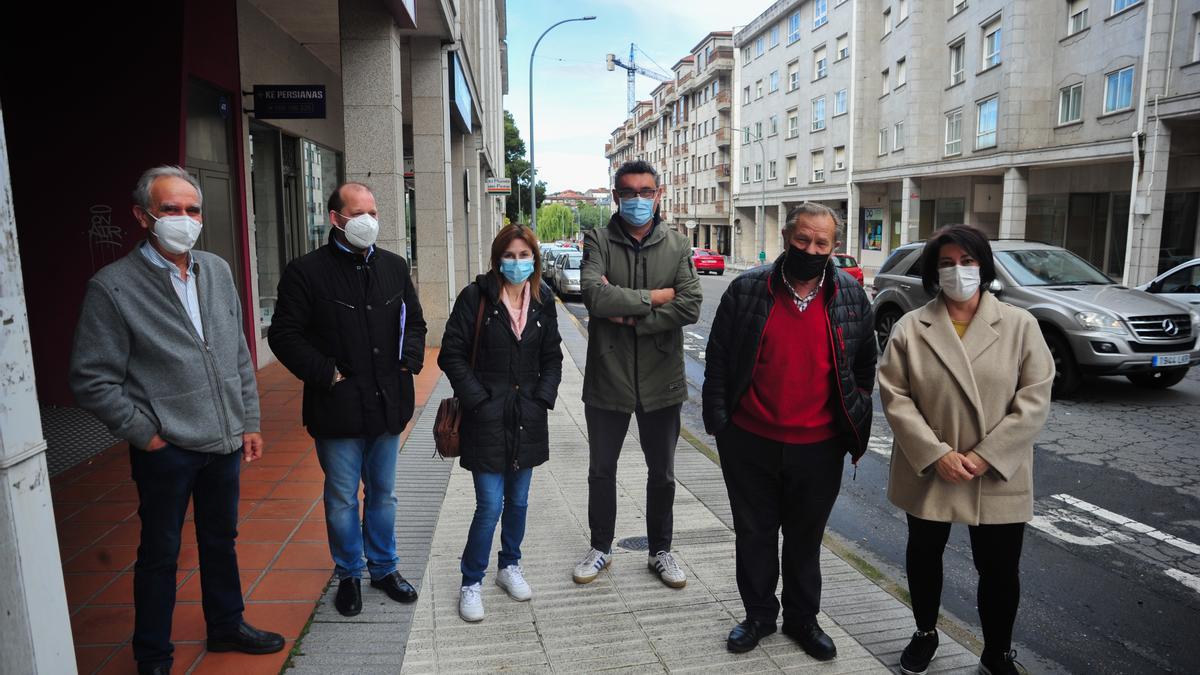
[{"xmin": 470, "ymin": 283, "xmax": 486, "ymax": 370}]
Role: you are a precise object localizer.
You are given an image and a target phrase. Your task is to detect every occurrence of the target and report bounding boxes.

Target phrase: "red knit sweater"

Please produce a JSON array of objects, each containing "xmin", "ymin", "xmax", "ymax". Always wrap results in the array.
[{"xmin": 732, "ymin": 280, "xmax": 837, "ymax": 444}]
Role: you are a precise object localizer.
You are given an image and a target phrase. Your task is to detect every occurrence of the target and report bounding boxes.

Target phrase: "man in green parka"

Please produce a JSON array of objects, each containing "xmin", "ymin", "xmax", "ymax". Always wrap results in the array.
[{"xmin": 571, "ymin": 159, "xmax": 702, "ymax": 589}]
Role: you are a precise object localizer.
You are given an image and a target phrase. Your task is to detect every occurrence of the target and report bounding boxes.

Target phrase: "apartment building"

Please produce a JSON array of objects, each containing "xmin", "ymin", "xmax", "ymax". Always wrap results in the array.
[{"xmin": 732, "ymin": 0, "xmax": 1200, "ymax": 283}]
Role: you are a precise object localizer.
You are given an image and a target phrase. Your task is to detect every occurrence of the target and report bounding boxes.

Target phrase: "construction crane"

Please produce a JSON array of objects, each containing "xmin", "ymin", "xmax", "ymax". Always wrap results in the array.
[{"xmin": 606, "ymin": 43, "xmax": 673, "ymax": 116}]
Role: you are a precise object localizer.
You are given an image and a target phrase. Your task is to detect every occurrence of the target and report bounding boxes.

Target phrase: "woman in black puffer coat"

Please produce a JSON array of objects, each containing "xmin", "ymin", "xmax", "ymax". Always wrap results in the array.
[{"xmin": 438, "ymin": 224, "xmax": 563, "ymax": 623}]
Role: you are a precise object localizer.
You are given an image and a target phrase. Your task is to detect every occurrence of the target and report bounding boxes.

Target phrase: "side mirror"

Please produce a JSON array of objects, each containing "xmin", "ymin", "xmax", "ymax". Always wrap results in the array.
[
  {"xmin": 1148, "ymin": 280, "xmax": 1163, "ymax": 293},
  {"xmin": 988, "ymin": 279, "xmax": 1004, "ymax": 294}
]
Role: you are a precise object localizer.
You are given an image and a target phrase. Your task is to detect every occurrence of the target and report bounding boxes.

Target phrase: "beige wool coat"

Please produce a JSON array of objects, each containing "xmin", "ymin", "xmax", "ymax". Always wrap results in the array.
[{"xmin": 879, "ymin": 292, "xmax": 1054, "ymax": 525}]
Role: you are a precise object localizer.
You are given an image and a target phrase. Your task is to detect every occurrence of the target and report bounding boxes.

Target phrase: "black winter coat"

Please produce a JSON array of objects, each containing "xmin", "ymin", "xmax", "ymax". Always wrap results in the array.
[
  {"xmin": 268, "ymin": 233, "xmax": 427, "ymax": 438},
  {"xmin": 702, "ymin": 255, "xmax": 876, "ymax": 461},
  {"xmin": 438, "ymin": 273, "xmax": 564, "ymax": 473}
]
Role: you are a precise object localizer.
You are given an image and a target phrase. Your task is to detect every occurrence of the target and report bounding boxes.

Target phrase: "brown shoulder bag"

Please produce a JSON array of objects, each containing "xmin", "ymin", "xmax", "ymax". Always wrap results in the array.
[{"xmin": 433, "ymin": 288, "xmax": 487, "ymax": 458}]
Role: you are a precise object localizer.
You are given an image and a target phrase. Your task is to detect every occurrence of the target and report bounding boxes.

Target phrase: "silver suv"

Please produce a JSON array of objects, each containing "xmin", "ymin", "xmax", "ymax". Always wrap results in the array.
[{"xmin": 872, "ymin": 241, "xmax": 1200, "ymax": 396}]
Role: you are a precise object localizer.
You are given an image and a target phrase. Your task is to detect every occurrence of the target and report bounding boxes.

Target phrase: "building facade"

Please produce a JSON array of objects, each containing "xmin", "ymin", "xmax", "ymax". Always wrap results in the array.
[{"xmin": 732, "ymin": 0, "xmax": 1200, "ymax": 281}]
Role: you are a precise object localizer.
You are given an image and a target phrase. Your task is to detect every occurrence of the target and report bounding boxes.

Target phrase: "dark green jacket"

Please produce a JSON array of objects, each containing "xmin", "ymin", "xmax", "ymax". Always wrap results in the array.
[{"xmin": 580, "ymin": 214, "xmax": 702, "ymax": 413}]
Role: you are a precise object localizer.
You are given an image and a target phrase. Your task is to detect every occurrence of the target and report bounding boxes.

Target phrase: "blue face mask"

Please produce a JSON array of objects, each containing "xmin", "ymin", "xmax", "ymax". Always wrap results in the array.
[
  {"xmin": 619, "ymin": 197, "xmax": 655, "ymax": 226},
  {"xmin": 499, "ymin": 258, "xmax": 535, "ymax": 284}
]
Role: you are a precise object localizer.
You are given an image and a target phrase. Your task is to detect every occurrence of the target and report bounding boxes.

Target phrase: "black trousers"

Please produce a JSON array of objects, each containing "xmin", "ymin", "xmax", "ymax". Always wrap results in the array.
[
  {"xmin": 905, "ymin": 513, "xmax": 1025, "ymax": 656},
  {"xmin": 585, "ymin": 403, "xmax": 681, "ymax": 554},
  {"xmin": 129, "ymin": 444, "xmax": 244, "ymax": 668},
  {"xmin": 717, "ymin": 423, "xmax": 845, "ymax": 625}
]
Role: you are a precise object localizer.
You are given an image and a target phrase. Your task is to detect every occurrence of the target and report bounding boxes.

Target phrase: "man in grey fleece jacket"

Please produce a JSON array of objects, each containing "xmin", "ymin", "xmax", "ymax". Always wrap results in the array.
[{"xmin": 69, "ymin": 166, "xmax": 282, "ymax": 675}]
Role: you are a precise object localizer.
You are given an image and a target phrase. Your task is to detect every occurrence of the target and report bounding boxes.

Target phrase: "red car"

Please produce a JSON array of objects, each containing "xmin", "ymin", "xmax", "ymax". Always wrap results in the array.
[
  {"xmin": 691, "ymin": 248, "xmax": 726, "ymax": 275},
  {"xmin": 833, "ymin": 253, "xmax": 864, "ymax": 284}
]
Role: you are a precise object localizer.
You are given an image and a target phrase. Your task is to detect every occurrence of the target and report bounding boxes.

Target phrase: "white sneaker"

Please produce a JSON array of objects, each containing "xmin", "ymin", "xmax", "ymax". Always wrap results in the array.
[
  {"xmin": 496, "ymin": 564, "xmax": 532, "ymax": 601},
  {"xmin": 458, "ymin": 583, "xmax": 484, "ymax": 622},
  {"xmin": 649, "ymin": 550, "xmax": 686, "ymax": 588},
  {"xmin": 572, "ymin": 548, "xmax": 611, "ymax": 584}
]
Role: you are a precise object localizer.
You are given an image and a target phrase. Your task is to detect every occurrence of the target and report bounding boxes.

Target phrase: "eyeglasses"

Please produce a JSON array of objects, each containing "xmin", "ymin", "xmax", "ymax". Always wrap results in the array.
[{"xmin": 614, "ymin": 188, "xmax": 657, "ymax": 199}]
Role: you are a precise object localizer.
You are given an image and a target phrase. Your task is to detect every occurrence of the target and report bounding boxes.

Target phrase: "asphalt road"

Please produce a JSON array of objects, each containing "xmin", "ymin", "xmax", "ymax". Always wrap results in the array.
[{"xmin": 556, "ymin": 268, "xmax": 1200, "ymax": 674}]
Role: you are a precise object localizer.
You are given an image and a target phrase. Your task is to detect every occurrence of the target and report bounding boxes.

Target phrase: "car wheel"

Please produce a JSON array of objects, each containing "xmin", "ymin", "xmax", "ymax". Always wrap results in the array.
[
  {"xmin": 1042, "ymin": 330, "xmax": 1081, "ymax": 398},
  {"xmin": 874, "ymin": 306, "xmax": 902, "ymax": 352},
  {"xmin": 717, "ymin": 270, "xmax": 724, "ymax": 276},
  {"xmin": 1127, "ymin": 368, "xmax": 1189, "ymax": 389}
]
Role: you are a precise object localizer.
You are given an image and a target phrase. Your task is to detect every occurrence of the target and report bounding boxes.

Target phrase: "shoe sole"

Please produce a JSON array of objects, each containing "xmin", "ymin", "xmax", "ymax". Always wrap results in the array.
[
  {"xmin": 899, "ymin": 647, "xmax": 937, "ymax": 675},
  {"xmin": 648, "ymin": 564, "xmax": 687, "ymax": 589},
  {"xmin": 459, "ymin": 610, "xmax": 484, "ymax": 623},
  {"xmin": 572, "ymin": 557, "xmax": 611, "ymax": 584},
  {"xmin": 369, "ymin": 581, "xmax": 418, "ymax": 604},
  {"xmin": 496, "ymin": 578, "xmax": 532, "ymax": 601},
  {"xmin": 205, "ymin": 641, "xmax": 285, "ymax": 655}
]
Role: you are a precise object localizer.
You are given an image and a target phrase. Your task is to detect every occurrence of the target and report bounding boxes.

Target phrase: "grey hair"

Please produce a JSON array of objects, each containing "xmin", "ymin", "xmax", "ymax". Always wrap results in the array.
[
  {"xmin": 613, "ymin": 159, "xmax": 660, "ymax": 188},
  {"xmin": 132, "ymin": 165, "xmax": 203, "ymax": 211},
  {"xmin": 785, "ymin": 202, "xmax": 844, "ymax": 243}
]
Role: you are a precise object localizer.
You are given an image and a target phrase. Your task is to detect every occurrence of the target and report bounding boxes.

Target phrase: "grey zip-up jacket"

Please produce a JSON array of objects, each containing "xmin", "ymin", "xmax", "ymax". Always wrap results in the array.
[{"xmin": 69, "ymin": 246, "xmax": 260, "ymax": 454}]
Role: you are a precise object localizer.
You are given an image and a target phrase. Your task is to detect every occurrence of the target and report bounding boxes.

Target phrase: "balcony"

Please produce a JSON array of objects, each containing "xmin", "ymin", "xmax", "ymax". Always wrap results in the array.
[
  {"xmin": 708, "ymin": 47, "xmax": 734, "ymax": 72},
  {"xmin": 673, "ymin": 173, "xmax": 688, "ymax": 186},
  {"xmin": 715, "ymin": 164, "xmax": 732, "ymax": 181},
  {"xmin": 673, "ymin": 142, "xmax": 689, "ymax": 157},
  {"xmin": 715, "ymin": 91, "xmax": 731, "ymax": 111},
  {"xmin": 715, "ymin": 128, "xmax": 731, "ymax": 147}
]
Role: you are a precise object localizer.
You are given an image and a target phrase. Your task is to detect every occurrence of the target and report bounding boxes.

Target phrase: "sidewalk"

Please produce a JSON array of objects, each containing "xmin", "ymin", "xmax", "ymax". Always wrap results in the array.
[{"xmin": 288, "ymin": 310, "xmax": 981, "ymax": 674}]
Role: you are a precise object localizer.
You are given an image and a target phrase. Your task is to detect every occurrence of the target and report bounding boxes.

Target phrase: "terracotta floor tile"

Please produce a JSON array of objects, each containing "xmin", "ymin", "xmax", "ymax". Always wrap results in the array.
[
  {"xmin": 94, "ymin": 522, "xmax": 141, "ymax": 547},
  {"xmin": 175, "ymin": 570, "xmax": 202, "ymax": 602},
  {"xmin": 189, "ymin": 641, "xmax": 291, "ymax": 675},
  {"xmin": 102, "ymin": 483, "xmax": 139, "ymax": 502},
  {"xmin": 75, "ymin": 644, "xmax": 118, "ymax": 675},
  {"xmin": 55, "ymin": 503, "xmax": 87, "ymax": 524},
  {"xmin": 253, "ymin": 451, "xmax": 305, "ymax": 467},
  {"xmin": 238, "ymin": 464, "xmax": 291, "ymax": 482},
  {"xmin": 172, "ymin": 643, "xmax": 205, "ymax": 672},
  {"xmin": 243, "ymin": 601, "xmax": 314, "ymax": 639},
  {"xmin": 64, "ymin": 502, "xmax": 139, "ymax": 525},
  {"xmin": 236, "ymin": 519, "xmax": 296, "ymax": 542},
  {"xmin": 94, "ymin": 644, "xmax": 135, "ymax": 675},
  {"xmin": 291, "ymin": 519, "xmax": 328, "ymax": 542},
  {"xmin": 283, "ymin": 466, "xmax": 325, "ymax": 482},
  {"xmin": 248, "ymin": 499, "xmax": 314, "ymax": 520},
  {"xmin": 64, "ymin": 572, "xmax": 118, "ymax": 606},
  {"xmin": 238, "ymin": 481, "xmax": 276, "ymax": 501},
  {"xmin": 169, "ymin": 603, "xmax": 207, "ymax": 642},
  {"xmin": 73, "ymin": 470, "xmax": 133, "ymax": 486},
  {"xmin": 261, "ymin": 439, "xmax": 313, "ymax": 453},
  {"xmin": 271, "ymin": 542, "xmax": 332, "ymax": 571},
  {"xmin": 70, "ymin": 606, "xmax": 134, "ymax": 645},
  {"xmin": 233, "ymin": 541, "xmax": 284, "ymax": 569},
  {"xmin": 177, "ymin": 544, "xmax": 199, "ymax": 570},
  {"xmin": 52, "ymin": 482, "xmax": 119, "ymax": 505},
  {"xmin": 59, "ymin": 521, "xmax": 112, "ymax": 550},
  {"xmin": 90, "ymin": 572, "xmax": 134, "ymax": 605},
  {"xmin": 64, "ymin": 545, "xmax": 138, "ymax": 573},
  {"xmin": 248, "ymin": 570, "xmax": 331, "ymax": 601},
  {"xmin": 267, "ymin": 481, "xmax": 323, "ymax": 501}
]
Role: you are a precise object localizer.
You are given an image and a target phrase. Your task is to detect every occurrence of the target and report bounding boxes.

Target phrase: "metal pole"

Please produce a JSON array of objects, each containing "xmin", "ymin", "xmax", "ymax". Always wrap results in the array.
[
  {"xmin": 529, "ymin": 16, "xmax": 596, "ymax": 233},
  {"xmin": 746, "ymin": 129, "xmax": 768, "ymax": 265}
]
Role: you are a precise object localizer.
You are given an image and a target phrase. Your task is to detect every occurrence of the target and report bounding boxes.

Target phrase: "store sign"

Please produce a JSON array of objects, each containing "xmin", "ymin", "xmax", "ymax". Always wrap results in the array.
[
  {"xmin": 253, "ymin": 85, "xmax": 327, "ymax": 120},
  {"xmin": 449, "ymin": 54, "xmax": 473, "ymax": 133},
  {"xmin": 486, "ymin": 177, "xmax": 512, "ymax": 195}
]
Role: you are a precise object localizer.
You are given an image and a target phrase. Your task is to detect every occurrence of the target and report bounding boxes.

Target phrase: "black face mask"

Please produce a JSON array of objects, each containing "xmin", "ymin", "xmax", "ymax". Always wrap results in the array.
[{"xmin": 784, "ymin": 245, "xmax": 829, "ymax": 281}]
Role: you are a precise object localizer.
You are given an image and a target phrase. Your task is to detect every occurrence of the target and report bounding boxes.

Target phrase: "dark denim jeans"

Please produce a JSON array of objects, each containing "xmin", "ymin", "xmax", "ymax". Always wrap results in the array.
[
  {"xmin": 314, "ymin": 434, "xmax": 401, "ymax": 580},
  {"xmin": 129, "ymin": 443, "xmax": 244, "ymax": 669},
  {"xmin": 460, "ymin": 467, "xmax": 534, "ymax": 586}
]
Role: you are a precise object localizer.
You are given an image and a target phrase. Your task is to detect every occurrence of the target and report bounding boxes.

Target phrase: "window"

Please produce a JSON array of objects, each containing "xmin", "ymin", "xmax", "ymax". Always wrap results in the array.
[
  {"xmin": 741, "ymin": 46, "xmax": 751, "ymax": 64},
  {"xmin": 787, "ymin": 109, "xmax": 800, "ymax": 137},
  {"xmin": 983, "ymin": 19, "xmax": 1002, "ymax": 69},
  {"xmin": 786, "ymin": 156, "xmax": 798, "ymax": 184},
  {"xmin": 814, "ymin": 0, "xmax": 829, "ymax": 28},
  {"xmin": 1069, "ymin": 0, "xmax": 1088, "ymax": 34},
  {"xmin": 1059, "ymin": 83, "xmax": 1083, "ymax": 124},
  {"xmin": 896, "ymin": 58, "xmax": 907, "ymax": 87},
  {"xmin": 770, "ymin": 70, "xmax": 780, "ymax": 92},
  {"xmin": 1104, "ymin": 66, "xmax": 1135, "ymax": 113},
  {"xmin": 769, "ymin": 160, "xmax": 778, "ymax": 180},
  {"xmin": 756, "ymin": 79, "xmax": 764, "ymax": 98},
  {"xmin": 812, "ymin": 150, "xmax": 825, "ymax": 182},
  {"xmin": 812, "ymin": 96, "xmax": 827, "ymax": 131},
  {"xmin": 881, "ymin": 68, "xmax": 890, "ymax": 95},
  {"xmin": 834, "ymin": 89, "xmax": 848, "ymax": 115},
  {"xmin": 743, "ymin": 86, "xmax": 751, "ymax": 104},
  {"xmin": 883, "ymin": 8, "xmax": 892, "ymax": 36},
  {"xmin": 789, "ymin": 11, "xmax": 802, "ymax": 44},
  {"xmin": 899, "ymin": 0, "xmax": 909, "ymax": 22},
  {"xmin": 743, "ymin": 126, "xmax": 750, "ymax": 144},
  {"xmin": 754, "ymin": 162, "xmax": 763, "ymax": 181},
  {"xmin": 1112, "ymin": 0, "xmax": 1141, "ymax": 13},
  {"xmin": 894, "ymin": 121, "xmax": 905, "ymax": 150},
  {"xmin": 742, "ymin": 165, "xmax": 751, "ymax": 183},
  {"xmin": 814, "ymin": 46, "xmax": 828, "ymax": 79},
  {"xmin": 834, "ymin": 145, "xmax": 846, "ymax": 170},
  {"xmin": 754, "ymin": 121, "xmax": 763, "ymax": 139},
  {"xmin": 954, "ymin": 0, "xmax": 968, "ymax": 14},
  {"xmin": 878, "ymin": 128, "xmax": 889, "ymax": 155},
  {"xmin": 769, "ymin": 114, "xmax": 779, "ymax": 136},
  {"xmin": 756, "ymin": 36, "xmax": 765, "ymax": 57},
  {"xmin": 945, "ymin": 109, "xmax": 963, "ymax": 155},
  {"xmin": 1194, "ymin": 13, "xmax": 1200, "ymax": 62},
  {"xmin": 976, "ymin": 97, "xmax": 998, "ymax": 148},
  {"xmin": 950, "ymin": 40, "xmax": 965, "ymax": 85},
  {"xmin": 836, "ymin": 34, "xmax": 849, "ymax": 60},
  {"xmin": 788, "ymin": 61, "xmax": 800, "ymax": 90}
]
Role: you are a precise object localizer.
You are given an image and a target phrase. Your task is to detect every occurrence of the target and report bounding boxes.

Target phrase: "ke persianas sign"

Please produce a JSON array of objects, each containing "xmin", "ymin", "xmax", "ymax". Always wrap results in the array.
[
  {"xmin": 486, "ymin": 178, "xmax": 512, "ymax": 195},
  {"xmin": 253, "ymin": 85, "xmax": 326, "ymax": 119}
]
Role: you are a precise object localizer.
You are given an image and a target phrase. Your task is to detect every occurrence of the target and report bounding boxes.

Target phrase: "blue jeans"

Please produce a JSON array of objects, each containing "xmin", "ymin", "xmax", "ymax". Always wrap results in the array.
[
  {"xmin": 314, "ymin": 434, "xmax": 400, "ymax": 580},
  {"xmin": 461, "ymin": 468, "xmax": 534, "ymax": 586}
]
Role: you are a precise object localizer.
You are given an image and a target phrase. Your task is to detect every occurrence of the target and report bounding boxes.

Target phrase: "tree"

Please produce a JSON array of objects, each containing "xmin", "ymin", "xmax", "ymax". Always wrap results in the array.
[
  {"xmin": 503, "ymin": 111, "xmax": 545, "ymax": 223},
  {"xmin": 577, "ymin": 203, "xmax": 609, "ymax": 231},
  {"xmin": 535, "ymin": 203, "xmax": 574, "ymax": 243}
]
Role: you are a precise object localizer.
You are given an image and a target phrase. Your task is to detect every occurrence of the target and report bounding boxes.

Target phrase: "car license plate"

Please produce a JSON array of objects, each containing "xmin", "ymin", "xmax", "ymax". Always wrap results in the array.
[{"xmin": 1152, "ymin": 354, "xmax": 1191, "ymax": 367}]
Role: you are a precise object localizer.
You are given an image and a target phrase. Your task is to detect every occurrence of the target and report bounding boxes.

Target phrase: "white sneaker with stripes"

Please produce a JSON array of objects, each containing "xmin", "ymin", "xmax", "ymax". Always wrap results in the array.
[
  {"xmin": 649, "ymin": 550, "xmax": 686, "ymax": 588},
  {"xmin": 572, "ymin": 548, "xmax": 611, "ymax": 584}
]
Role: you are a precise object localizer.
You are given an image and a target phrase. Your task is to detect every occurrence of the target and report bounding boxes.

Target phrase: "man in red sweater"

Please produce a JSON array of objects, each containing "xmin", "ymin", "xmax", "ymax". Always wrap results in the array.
[{"xmin": 701, "ymin": 203, "xmax": 876, "ymax": 658}]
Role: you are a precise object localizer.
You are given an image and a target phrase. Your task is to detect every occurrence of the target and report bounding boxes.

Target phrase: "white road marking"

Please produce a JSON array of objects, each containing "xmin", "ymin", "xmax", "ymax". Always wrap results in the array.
[
  {"xmin": 1165, "ymin": 569, "xmax": 1200, "ymax": 594},
  {"xmin": 699, "ymin": 351, "xmax": 705, "ymax": 360},
  {"xmin": 687, "ymin": 332, "xmax": 706, "ymax": 342},
  {"xmin": 683, "ymin": 345, "xmax": 699, "ymax": 351},
  {"xmin": 1051, "ymin": 494, "xmax": 1200, "ymax": 556}
]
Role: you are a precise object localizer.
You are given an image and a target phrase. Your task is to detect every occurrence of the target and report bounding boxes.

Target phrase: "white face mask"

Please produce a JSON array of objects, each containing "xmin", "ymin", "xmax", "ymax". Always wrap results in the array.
[
  {"xmin": 939, "ymin": 264, "xmax": 981, "ymax": 302},
  {"xmin": 148, "ymin": 211, "xmax": 203, "ymax": 254},
  {"xmin": 336, "ymin": 212, "xmax": 379, "ymax": 249}
]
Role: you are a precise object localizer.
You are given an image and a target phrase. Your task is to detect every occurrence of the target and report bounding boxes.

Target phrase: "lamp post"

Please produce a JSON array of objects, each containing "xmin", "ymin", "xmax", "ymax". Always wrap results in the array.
[
  {"xmin": 529, "ymin": 16, "xmax": 596, "ymax": 232},
  {"xmin": 516, "ymin": 166, "xmax": 532, "ymax": 223},
  {"xmin": 744, "ymin": 129, "xmax": 768, "ymax": 265}
]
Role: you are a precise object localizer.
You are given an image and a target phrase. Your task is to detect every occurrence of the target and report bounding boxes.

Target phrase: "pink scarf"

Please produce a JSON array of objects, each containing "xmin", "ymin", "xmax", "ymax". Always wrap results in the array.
[{"xmin": 499, "ymin": 282, "xmax": 530, "ymax": 340}]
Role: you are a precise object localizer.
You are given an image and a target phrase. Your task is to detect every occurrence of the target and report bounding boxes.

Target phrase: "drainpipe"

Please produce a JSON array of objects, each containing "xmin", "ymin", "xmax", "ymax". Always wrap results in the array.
[
  {"xmin": 1122, "ymin": 0, "xmax": 1155, "ymax": 287},
  {"xmin": 846, "ymin": 0, "xmax": 859, "ymax": 256}
]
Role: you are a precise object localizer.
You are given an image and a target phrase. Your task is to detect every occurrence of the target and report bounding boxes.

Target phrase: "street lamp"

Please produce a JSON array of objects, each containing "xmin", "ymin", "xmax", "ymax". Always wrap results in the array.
[
  {"xmin": 516, "ymin": 166, "xmax": 532, "ymax": 223},
  {"xmin": 529, "ymin": 16, "xmax": 597, "ymax": 232},
  {"xmin": 743, "ymin": 129, "xmax": 768, "ymax": 266}
]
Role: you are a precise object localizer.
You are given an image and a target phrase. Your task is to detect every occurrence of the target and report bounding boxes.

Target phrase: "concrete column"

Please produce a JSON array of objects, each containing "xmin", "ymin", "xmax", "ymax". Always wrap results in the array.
[
  {"xmin": 451, "ymin": 131, "xmax": 468, "ymax": 283},
  {"xmin": 999, "ymin": 167, "xmax": 1029, "ymax": 241},
  {"xmin": 0, "ymin": 107, "xmax": 76, "ymax": 675},
  {"xmin": 901, "ymin": 176, "xmax": 920, "ymax": 244},
  {"xmin": 846, "ymin": 183, "xmax": 860, "ymax": 257},
  {"xmin": 1124, "ymin": 124, "xmax": 1171, "ymax": 286},
  {"xmin": 339, "ymin": 0, "xmax": 407, "ymax": 256},
  {"xmin": 410, "ymin": 37, "xmax": 452, "ymax": 344}
]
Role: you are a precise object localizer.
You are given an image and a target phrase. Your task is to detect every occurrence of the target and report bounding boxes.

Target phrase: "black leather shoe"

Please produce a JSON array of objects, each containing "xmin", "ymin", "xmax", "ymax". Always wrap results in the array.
[
  {"xmin": 370, "ymin": 571, "xmax": 418, "ymax": 603},
  {"xmin": 727, "ymin": 618, "xmax": 777, "ymax": 653},
  {"xmin": 335, "ymin": 576, "xmax": 362, "ymax": 616},
  {"xmin": 137, "ymin": 664, "xmax": 170, "ymax": 675},
  {"xmin": 206, "ymin": 621, "xmax": 285, "ymax": 655},
  {"xmin": 783, "ymin": 620, "xmax": 837, "ymax": 661}
]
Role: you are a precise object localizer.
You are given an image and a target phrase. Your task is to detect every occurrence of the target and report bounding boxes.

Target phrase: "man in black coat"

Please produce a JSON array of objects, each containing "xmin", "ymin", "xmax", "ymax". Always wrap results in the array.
[{"xmin": 268, "ymin": 182, "xmax": 427, "ymax": 617}]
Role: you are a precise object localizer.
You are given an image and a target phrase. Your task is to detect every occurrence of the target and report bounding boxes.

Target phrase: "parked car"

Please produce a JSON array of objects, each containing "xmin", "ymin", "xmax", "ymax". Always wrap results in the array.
[
  {"xmin": 872, "ymin": 241, "xmax": 1200, "ymax": 396},
  {"xmin": 1138, "ymin": 258, "xmax": 1200, "ymax": 309},
  {"xmin": 832, "ymin": 253, "xmax": 864, "ymax": 285},
  {"xmin": 552, "ymin": 251, "xmax": 583, "ymax": 299},
  {"xmin": 691, "ymin": 248, "xmax": 725, "ymax": 275},
  {"xmin": 541, "ymin": 246, "xmax": 573, "ymax": 283}
]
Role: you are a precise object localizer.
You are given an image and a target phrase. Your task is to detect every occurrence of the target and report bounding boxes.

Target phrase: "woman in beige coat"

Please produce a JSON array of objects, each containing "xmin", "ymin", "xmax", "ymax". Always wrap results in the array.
[{"xmin": 879, "ymin": 225, "xmax": 1054, "ymax": 675}]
